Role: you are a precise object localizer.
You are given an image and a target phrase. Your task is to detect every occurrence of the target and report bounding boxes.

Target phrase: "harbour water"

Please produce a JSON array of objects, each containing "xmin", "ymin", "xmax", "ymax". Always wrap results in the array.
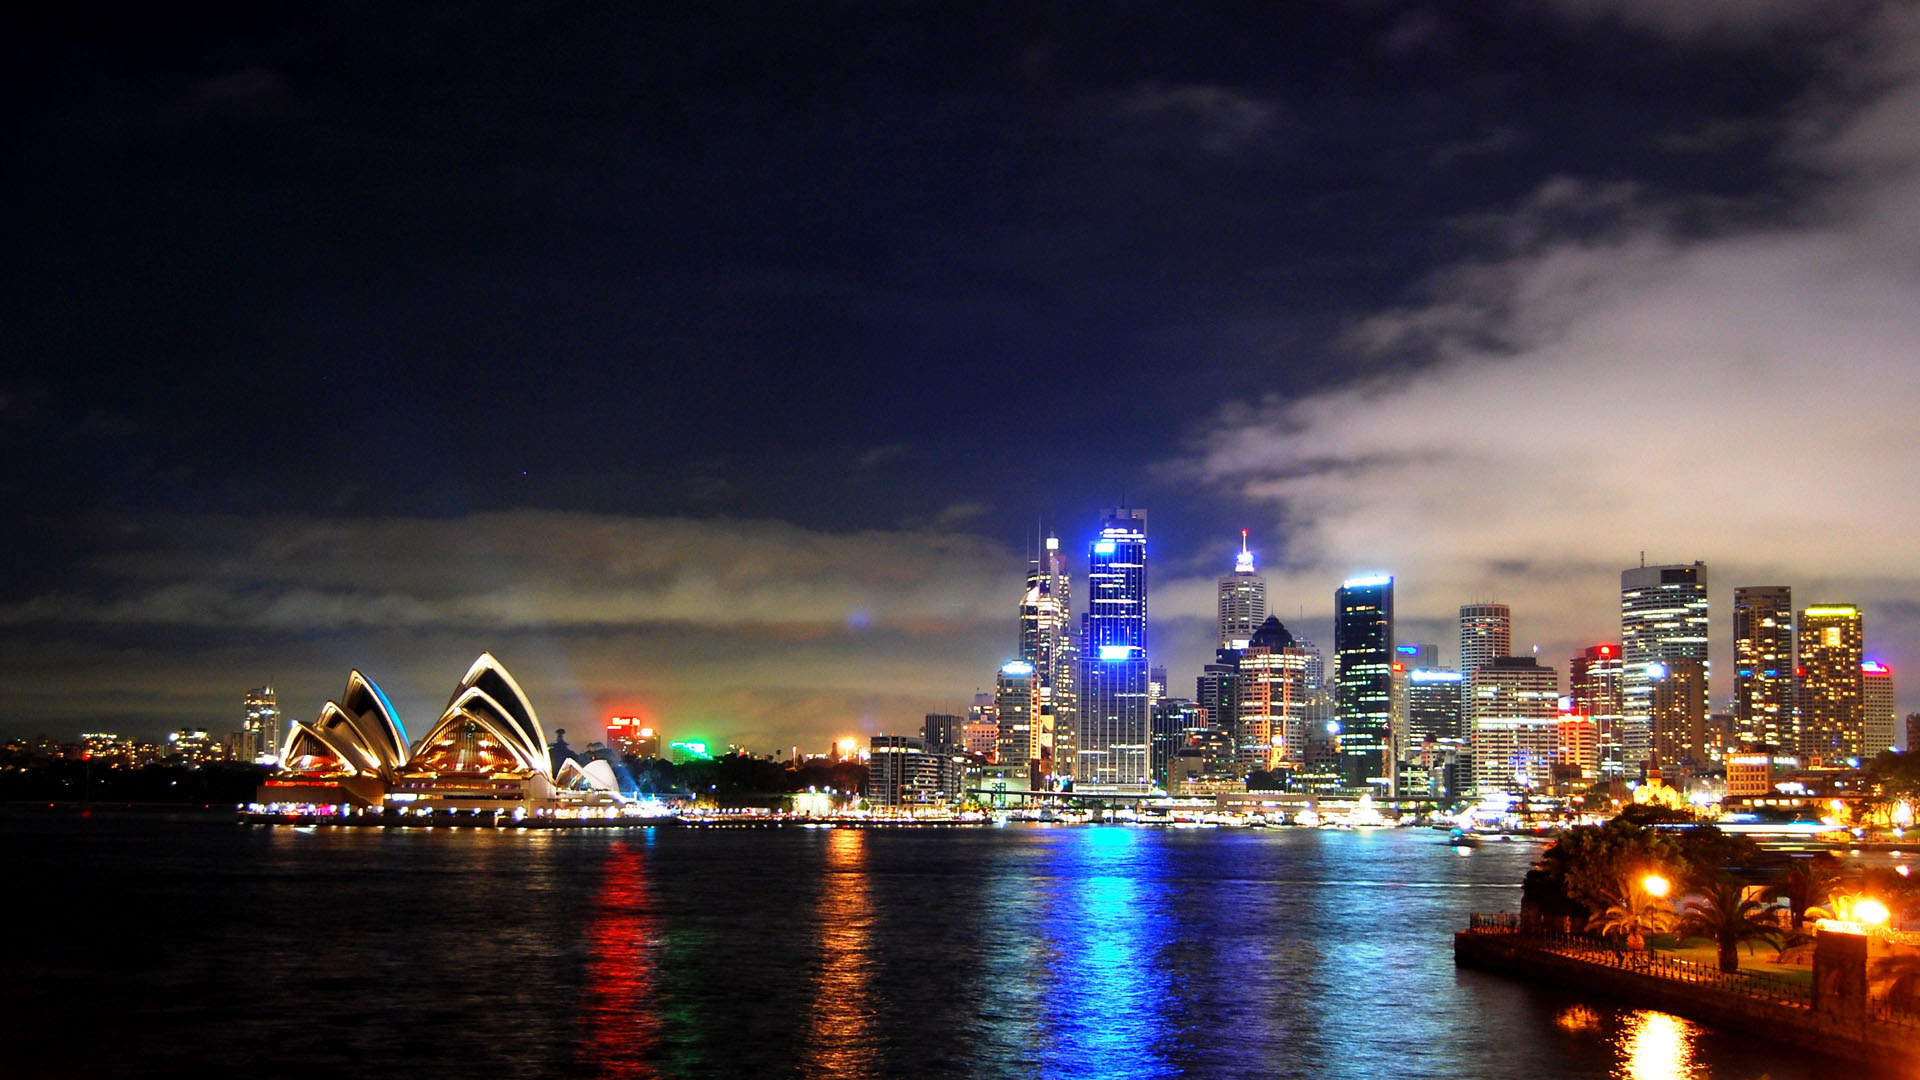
[{"xmin": 3, "ymin": 808, "xmax": 1886, "ymax": 1078}]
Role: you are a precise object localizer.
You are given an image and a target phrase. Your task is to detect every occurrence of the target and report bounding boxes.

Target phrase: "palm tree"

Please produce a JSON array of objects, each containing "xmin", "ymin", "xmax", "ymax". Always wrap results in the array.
[
  {"xmin": 1588, "ymin": 882, "xmax": 1675, "ymax": 953},
  {"xmin": 1675, "ymin": 876, "xmax": 1783, "ymax": 974},
  {"xmin": 1781, "ymin": 856, "xmax": 1842, "ymax": 929}
]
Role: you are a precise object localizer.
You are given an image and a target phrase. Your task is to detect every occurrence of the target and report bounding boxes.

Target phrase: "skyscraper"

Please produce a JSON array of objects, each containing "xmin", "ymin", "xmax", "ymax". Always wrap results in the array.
[
  {"xmin": 1235, "ymin": 615, "xmax": 1313, "ymax": 774},
  {"xmin": 1798, "ymin": 604, "xmax": 1864, "ymax": 763},
  {"xmin": 1021, "ymin": 535, "xmax": 1078, "ymax": 778},
  {"xmin": 1218, "ymin": 530, "xmax": 1267, "ymax": 650},
  {"xmin": 1458, "ymin": 604, "xmax": 1511, "ymax": 681},
  {"xmin": 995, "ymin": 660, "xmax": 1036, "ymax": 768},
  {"xmin": 1335, "ymin": 575, "xmax": 1394, "ymax": 791},
  {"xmin": 1863, "ymin": 662, "xmax": 1895, "ymax": 760},
  {"xmin": 1733, "ymin": 586, "xmax": 1795, "ymax": 749},
  {"xmin": 1406, "ymin": 670, "xmax": 1466, "ymax": 744},
  {"xmin": 1620, "ymin": 562, "xmax": 1709, "ymax": 770},
  {"xmin": 1569, "ymin": 644, "xmax": 1626, "ymax": 777},
  {"xmin": 243, "ymin": 685, "xmax": 281, "ymax": 764},
  {"xmin": 1077, "ymin": 508, "xmax": 1150, "ymax": 791},
  {"xmin": 1470, "ymin": 656, "xmax": 1560, "ymax": 796},
  {"xmin": 1650, "ymin": 659, "xmax": 1708, "ymax": 770}
]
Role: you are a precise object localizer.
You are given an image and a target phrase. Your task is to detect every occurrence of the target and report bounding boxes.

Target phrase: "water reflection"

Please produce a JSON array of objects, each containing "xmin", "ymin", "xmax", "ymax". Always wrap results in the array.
[
  {"xmin": 1039, "ymin": 827, "xmax": 1174, "ymax": 1079},
  {"xmin": 579, "ymin": 840, "xmax": 661, "ymax": 1078},
  {"xmin": 1615, "ymin": 1011, "xmax": 1699, "ymax": 1080},
  {"xmin": 801, "ymin": 828, "xmax": 876, "ymax": 1077}
]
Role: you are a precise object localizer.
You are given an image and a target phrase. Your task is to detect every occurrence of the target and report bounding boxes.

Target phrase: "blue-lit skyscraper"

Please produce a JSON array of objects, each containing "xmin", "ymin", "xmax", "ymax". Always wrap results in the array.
[
  {"xmin": 1335, "ymin": 575, "xmax": 1395, "ymax": 792},
  {"xmin": 1077, "ymin": 507, "xmax": 1150, "ymax": 792}
]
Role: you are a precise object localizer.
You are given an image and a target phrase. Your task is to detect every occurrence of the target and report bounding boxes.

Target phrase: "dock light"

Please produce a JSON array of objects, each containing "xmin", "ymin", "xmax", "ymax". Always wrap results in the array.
[
  {"xmin": 1642, "ymin": 874, "xmax": 1670, "ymax": 898},
  {"xmin": 1857, "ymin": 899, "xmax": 1890, "ymax": 926}
]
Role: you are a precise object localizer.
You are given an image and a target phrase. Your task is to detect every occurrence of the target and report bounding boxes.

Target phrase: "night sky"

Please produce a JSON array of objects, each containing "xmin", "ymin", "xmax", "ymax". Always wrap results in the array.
[{"xmin": 7, "ymin": 1, "xmax": 1917, "ymax": 749}]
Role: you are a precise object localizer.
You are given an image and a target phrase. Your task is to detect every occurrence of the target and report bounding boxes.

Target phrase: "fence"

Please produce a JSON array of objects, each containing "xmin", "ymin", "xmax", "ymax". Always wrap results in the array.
[{"xmin": 1464, "ymin": 913, "xmax": 1810, "ymax": 1004}]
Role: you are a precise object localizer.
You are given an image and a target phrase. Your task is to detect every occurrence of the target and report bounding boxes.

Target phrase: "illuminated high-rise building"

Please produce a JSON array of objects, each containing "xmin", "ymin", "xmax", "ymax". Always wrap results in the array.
[
  {"xmin": 995, "ymin": 660, "xmax": 1037, "ymax": 767},
  {"xmin": 1077, "ymin": 507, "xmax": 1150, "ymax": 791},
  {"xmin": 1458, "ymin": 604, "xmax": 1511, "ymax": 681},
  {"xmin": 1021, "ymin": 535, "xmax": 1078, "ymax": 778},
  {"xmin": 1620, "ymin": 562, "xmax": 1709, "ymax": 769},
  {"xmin": 243, "ymin": 685, "xmax": 281, "ymax": 765},
  {"xmin": 1470, "ymin": 656, "xmax": 1560, "ymax": 796},
  {"xmin": 1235, "ymin": 616, "xmax": 1313, "ymax": 773},
  {"xmin": 1569, "ymin": 644, "xmax": 1626, "ymax": 777},
  {"xmin": 1797, "ymin": 604, "xmax": 1864, "ymax": 763},
  {"xmin": 1335, "ymin": 575, "xmax": 1394, "ymax": 791},
  {"xmin": 1650, "ymin": 658, "xmax": 1708, "ymax": 769},
  {"xmin": 1218, "ymin": 530, "xmax": 1267, "ymax": 650},
  {"xmin": 1733, "ymin": 586, "xmax": 1795, "ymax": 749},
  {"xmin": 966, "ymin": 692, "xmax": 1000, "ymax": 759},
  {"xmin": 1863, "ymin": 662, "xmax": 1895, "ymax": 760},
  {"xmin": 1405, "ymin": 670, "xmax": 1465, "ymax": 744}
]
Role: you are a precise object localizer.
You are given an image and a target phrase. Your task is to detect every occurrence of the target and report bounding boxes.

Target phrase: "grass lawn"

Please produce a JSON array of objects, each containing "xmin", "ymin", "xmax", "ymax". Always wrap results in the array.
[{"xmin": 1646, "ymin": 934, "xmax": 1814, "ymax": 987}]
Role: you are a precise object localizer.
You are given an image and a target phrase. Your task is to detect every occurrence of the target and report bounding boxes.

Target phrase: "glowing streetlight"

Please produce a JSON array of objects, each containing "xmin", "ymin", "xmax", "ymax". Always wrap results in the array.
[
  {"xmin": 1856, "ymin": 899, "xmax": 1890, "ymax": 926},
  {"xmin": 1642, "ymin": 874, "xmax": 1670, "ymax": 899}
]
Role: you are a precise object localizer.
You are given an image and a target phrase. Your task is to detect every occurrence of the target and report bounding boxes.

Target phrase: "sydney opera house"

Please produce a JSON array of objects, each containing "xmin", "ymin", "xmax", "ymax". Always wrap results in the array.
[{"xmin": 258, "ymin": 653, "xmax": 633, "ymax": 817}]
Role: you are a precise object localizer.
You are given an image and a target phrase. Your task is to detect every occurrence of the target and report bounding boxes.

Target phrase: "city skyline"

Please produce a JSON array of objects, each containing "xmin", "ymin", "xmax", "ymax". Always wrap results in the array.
[{"xmin": 6, "ymin": 3, "xmax": 1920, "ymax": 751}]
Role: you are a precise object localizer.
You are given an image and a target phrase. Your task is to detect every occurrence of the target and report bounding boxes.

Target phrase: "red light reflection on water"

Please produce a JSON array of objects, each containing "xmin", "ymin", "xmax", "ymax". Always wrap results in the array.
[{"xmin": 580, "ymin": 840, "xmax": 662, "ymax": 1078}]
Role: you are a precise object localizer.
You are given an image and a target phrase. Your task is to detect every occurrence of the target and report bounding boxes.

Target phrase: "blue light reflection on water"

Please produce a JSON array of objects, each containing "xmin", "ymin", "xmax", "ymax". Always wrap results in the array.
[{"xmin": 1037, "ymin": 827, "xmax": 1174, "ymax": 1079}]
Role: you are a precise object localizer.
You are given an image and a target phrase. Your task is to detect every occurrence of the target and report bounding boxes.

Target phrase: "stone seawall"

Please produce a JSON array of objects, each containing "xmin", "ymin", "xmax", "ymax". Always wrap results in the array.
[{"xmin": 1455, "ymin": 931, "xmax": 1920, "ymax": 1069}]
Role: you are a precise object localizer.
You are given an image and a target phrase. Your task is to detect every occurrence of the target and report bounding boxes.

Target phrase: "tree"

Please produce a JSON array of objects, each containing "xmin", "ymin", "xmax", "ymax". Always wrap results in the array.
[
  {"xmin": 1675, "ymin": 876, "xmax": 1782, "ymax": 973},
  {"xmin": 1587, "ymin": 878, "xmax": 1675, "ymax": 952},
  {"xmin": 1780, "ymin": 856, "xmax": 1843, "ymax": 928}
]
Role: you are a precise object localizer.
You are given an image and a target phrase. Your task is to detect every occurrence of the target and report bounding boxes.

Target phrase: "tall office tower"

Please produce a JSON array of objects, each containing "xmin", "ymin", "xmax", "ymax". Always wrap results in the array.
[
  {"xmin": 1292, "ymin": 637, "xmax": 1327, "ymax": 692},
  {"xmin": 1149, "ymin": 666, "xmax": 1168, "ymax": 709},
  {"xmin": 1470, "ymin": 656, "xmax": 1561, "ymax": 796},
  {"xmin": 1568, "ymin": 644, "xmax": 1626, "ymax": 777},
  {"xmin": 1021, "ymin": 535, "xmax": 1078, "ymax": 777},
  {"xmin": 1335, "ymin": 575, "xmax": 1395, "ymax": 791},
  {"xmin": 1620, "ymin": 562, "xmax": 1710, "ymax": 770},
  {"xmin": 1863, "ymin": 662, "xmax": 1895, "ymax": 760},
  {"xmin": 1556, "ymin": 713, "xmax": 1600, "ymax": 789},
  {"xmin": 1733, "ymin": 586, "xmax": 1795, "ymax": 749},
  {"xmin": 922, "ymin": 713, "xmax": 964, "ymax": 755},
  {"xmin": 1650, "ymin": 659, "xmax": 1708, "ymax": 770},
  {"xmin": 1906, "ymin": 712, "xmax": 1920, "ymax": 754},
  {"xmin": 1798, "ymin": 604, "xmax": 1864, "ymax": 763},
  {"xmin": 1406, "ymin": 670, "xmax": 1466, "ymax": 744},
  {"xmin": 995, "ymin": 661, "xmax": 1037, "ymax": 767},
  {"xmin": 1077, "ymin": 508, "xmax": 1150, "ymax": 791},
  {"xmin": 1235, "ymin": 616, "xmax": 1313, "ymax": 773},
  {"xmin": 1218, "ymin": 531, "xmax": 1268, "ymax": 650},
  {"xmin": 966, "ymin": 692, "xmax": 1000, "ymax": 759},
  {"xmin": 1196, "ymin": 650, "xmax": 1241, "ymax": 737},
  {"xmin": 243, "ymin": 685, "xmax": 281, "ymax": 764},
  {"xmin": 1150, "ymin": 697, "xmax": 1204, "ymax": 785},
  {"xmin": 1458, "ymin": 604, "xmax": 1512, "ymax": 681}
]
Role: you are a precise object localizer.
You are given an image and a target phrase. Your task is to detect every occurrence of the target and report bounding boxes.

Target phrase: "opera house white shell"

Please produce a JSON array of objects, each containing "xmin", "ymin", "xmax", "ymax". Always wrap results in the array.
[{"xmin": 264, "ymin": 653, "xmax": 623, "ymax": 812}]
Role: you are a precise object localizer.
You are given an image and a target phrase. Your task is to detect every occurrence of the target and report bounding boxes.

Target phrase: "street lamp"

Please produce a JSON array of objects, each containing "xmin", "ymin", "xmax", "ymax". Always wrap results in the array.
[{"xmin": 1642, "ymin": 874, "xmax": 1670, "ymax": 899}]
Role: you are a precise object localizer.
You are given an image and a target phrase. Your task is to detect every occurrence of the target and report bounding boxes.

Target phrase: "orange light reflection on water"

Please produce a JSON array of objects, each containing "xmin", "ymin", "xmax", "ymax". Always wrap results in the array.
[
  {"xmin": 801, "ymin": 828, "xmax": 876, "ymax": 1078},
  {"xmin": 580, "ymin": 840, "xmax": 662, "ymax": 1079},
  {"xmin": 1615, "ymin": 1010, "xmax": 1699, "ymax": 1080}
]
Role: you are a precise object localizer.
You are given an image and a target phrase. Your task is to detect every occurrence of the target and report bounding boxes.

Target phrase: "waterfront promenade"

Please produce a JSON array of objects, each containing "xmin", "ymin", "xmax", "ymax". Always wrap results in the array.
[{"xmin": 1457, "ymin": 915, "xmax": 1920, "ymax": 1069}]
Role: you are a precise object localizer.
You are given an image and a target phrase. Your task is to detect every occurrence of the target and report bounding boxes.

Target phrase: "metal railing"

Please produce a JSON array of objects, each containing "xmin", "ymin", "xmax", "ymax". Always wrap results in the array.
[{"xmin": 1464, "ymin": 914, "xmax": 1810, "ymax": 1005}]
